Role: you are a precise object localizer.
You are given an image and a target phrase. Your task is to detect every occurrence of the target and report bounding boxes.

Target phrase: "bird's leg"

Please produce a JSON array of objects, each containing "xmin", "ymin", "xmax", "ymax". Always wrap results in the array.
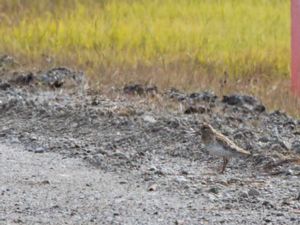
[{"xmin": 220, "ymin": 157, "xmax": 229, "ymax": 174}]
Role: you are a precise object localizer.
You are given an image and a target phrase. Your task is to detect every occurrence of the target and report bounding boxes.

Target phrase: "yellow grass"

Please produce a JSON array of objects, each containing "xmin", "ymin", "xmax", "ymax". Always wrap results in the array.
[{"xmin": 1, "ymin": 0, "xmax": 299, "ymax": 115}]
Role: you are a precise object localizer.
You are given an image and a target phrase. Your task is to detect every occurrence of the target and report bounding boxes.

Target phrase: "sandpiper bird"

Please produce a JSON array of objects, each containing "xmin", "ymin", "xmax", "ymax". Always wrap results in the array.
[{"xmin": 200, "ymin": 123, "xmax": 251, "ymax": 173}]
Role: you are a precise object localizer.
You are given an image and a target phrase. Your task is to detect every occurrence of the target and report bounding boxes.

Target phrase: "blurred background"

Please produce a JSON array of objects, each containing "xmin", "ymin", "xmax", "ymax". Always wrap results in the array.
[{"xmin": 1, "ymin": 0, "xmax": 299, "ymax": 114}]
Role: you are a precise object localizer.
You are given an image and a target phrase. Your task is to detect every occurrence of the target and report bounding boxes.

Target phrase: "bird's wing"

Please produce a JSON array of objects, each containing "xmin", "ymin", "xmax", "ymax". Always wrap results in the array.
[{"xmin": 215, "ymin": 132, "xmax": 251, "ymax": 156}]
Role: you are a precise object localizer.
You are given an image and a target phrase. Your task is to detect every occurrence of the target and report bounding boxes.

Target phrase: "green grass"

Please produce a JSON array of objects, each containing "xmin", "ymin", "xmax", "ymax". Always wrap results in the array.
[
  {"xmin": 2, "ymin": 0, "xmax": 299, "ymax": 116},
  {"xmin": 0, "ymin": 0, "xmax": 290, "ymax": 79}
]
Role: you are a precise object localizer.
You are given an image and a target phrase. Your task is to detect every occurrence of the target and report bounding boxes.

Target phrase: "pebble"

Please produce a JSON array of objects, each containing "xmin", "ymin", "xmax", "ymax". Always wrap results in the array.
[
  {"xmin": 224, "ymin": 203, "xmax": 233, "ymax": 210},
  {"xmin": 208, "ymin": 187, "xmax": 220, "ymax": 194},
  {"xmin": 33, "ymin": 147, "xmax": 46, "ymax": 153},
  {"xmin": 148, "ymin": 184, "xmax": 158, "ymax": 192},
  {"xmin": 262, "ymin": 200, "xmax": 274, "ymax": 209},
  {"xmin": 194, "ymin": 188, "xmax": 202, "ymax": 195},
  {"xmin": 248, "ymin": 188, "xmax": 260, "ymax": 197},
  {"xmin": 175, "ymin": 219, "xmax": 185, "ymax": 225},
  {"xmin": 174, "ymin": 176, "xmax": 188, "ymax": 184},
  {"xmin": 291, "ymin": 141, "xmax": 300, "ymax": 154},
  {"xmin": 239, "ymin": 191, "xmax": 249, "ymax": 198},
  {"xmin": 142, "ymin": 115, "xmax": 157, "ymax": 123}
]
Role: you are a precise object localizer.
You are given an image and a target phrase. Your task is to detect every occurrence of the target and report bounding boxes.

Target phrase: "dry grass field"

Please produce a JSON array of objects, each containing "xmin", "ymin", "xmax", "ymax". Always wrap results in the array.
[{"xmin": 1, "ymin": 0, "xmax": 300, "ymax": 115}]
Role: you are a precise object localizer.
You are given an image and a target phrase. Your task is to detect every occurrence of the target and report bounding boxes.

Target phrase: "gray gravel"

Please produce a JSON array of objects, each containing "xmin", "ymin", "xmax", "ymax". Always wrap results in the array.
[{"xmin": 0, "ymin": 67, "xmax": 300, "ymax": 224}]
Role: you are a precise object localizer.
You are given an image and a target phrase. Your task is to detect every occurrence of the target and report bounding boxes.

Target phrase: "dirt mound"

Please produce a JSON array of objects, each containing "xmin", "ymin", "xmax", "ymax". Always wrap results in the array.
[{"xmin": 0, "ymin": 70, "xmax": 300, "ymax": 224}]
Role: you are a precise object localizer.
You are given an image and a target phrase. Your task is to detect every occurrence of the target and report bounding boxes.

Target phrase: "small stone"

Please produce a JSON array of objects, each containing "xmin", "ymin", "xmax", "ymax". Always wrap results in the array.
[
  {"xmin": 208, "ymin": 187, "xmax": 219, "ymax": 194},
  {"xmin": 142, "ymin": 115, "xmax": 157, "ymax": 123},
  {"xmin": 194, "ymin": 188, "xmax": 202, "ymax": 194},
  {"xmin": 174, "ymin": 176, "xmax": 188, "ymax": 184},
  {"xmin": 263, "ymin": 218, "xmax": 272, "ymax": 223},
  {"xmin": 123, "ymin": 84, "xmax": 144, "ymax": 95},
  {"xmin": 30, "ymin": 135, "xmax": 38, "ymax": 141},
  {"xmin": 14, "ymin": 73, "xmax": 34, "ymax": 85},
  {"xmin": 149, "ymin": 165, "xmax": 157, "ymax": 171},
  {"xmin": 281, "ymin": 200, "xmax": 290, "ymax": 206},
  {"xmin": 112, "ymin": 151, "xmax": 129, "ymax": 160},
  {"xmin": 175, "ymin": 219, "xmax": 185, "ymax": 225},
  {"xmin": 34, "ymin": 147, "xmax": 46, "ymax": 153},
  {"xmin": 291, "ymin": 141, "xmax": 300, "ymax": 154},
  {"xmin": 222, "ymin": 95, "xmax": 243, "ymax": 106},
  {"xmin": 154, "ymin": 169, "xmax": 165, "ymax": 176},
  {"xmin": 254, "ymin": 104, "xmax": 266, "ymax": 113},
  {"xmin": 285, "ymin": 169, "xmax": 294, "ymax": 176},
  {"xmin": 225, "ymin": 203, "xmax": 232, "ymax": 210},
  {"xmin": 0, "ymin": 82, "xmax": 11, "ymax": 90},
  {"xmin": 145, "ymin": 85, "xmax": 158, "ymax": 95},
  {"xmin": 248, "ymin": 188, "xmax": 260, "ymax": 197},
  {"xmin": 262, "ymin": 200, "xmax": 274, "ymax": 209},
  {"xmin": 184, "ymin": 105, "xmax": 206, "ymax": 114},
  {"xmin": 180, "ymin": 169, "xmax": 189, "ymax": 175},
  {"xmin": 41, "ymin": 180, "xmax": 50, "ymax": 185},
  {"xmin": 148, "ymin": 184, "xmax": 158, "ymax": 192},
  {"xmin": 189, "ymin": 91, "xmax": 217, "ymax": 102}
]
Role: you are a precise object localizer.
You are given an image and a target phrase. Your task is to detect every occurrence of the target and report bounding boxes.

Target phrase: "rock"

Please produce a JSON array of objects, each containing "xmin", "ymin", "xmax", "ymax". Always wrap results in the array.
[
  {"xmin": 13, "ymin": 73, "xmax": 34, "ymax": 85},
  {"xmin": 258, "ymin": 136, "xmax": 270, "ymax": 143},
  {"xmin": 248, "ymin": 188, "xmax": 260, "ymax": 197},
  {"xmin": 123, "ymin": 84, "xmax": 144, "ymax": 95},
  {"xmin": 175, "ymin": 219, "xmax": 185, "ymax": 225},
  {"xmin": 254, "ymin": 104, "xmax": 266, "ymax": 113},
  {"xmin": 189, "ymin": 91, "xmax": 217, "ymax": 102},
  {"xmin": 0, "ymin": 82, "xmax": 11, "ymax": 90},
  {"xmin": 180, "ymin": 169, "xmax": 189, "ymax": 175},
  {"xmin": 262, "ymin": 200, "xmax": 274, "ymax": 209},
  {"xmin": 112, "ymin": 151, "xmax": 130, "ymax": 160},
  {"xmin": 148, "ymin": 184, "xmax": 158, "ymax": 192},
  {"xmin": 0, "ymin": 55, "xmax": 16, "ymax": 67},
  {"xmin": 239, "ymin": 191, "xmax": 249, "ymax": 199},
  {"xmin": 291, "ymin": 140, "xmax": 300, "ymax": 154},
  {"xmin": 123, "ymin": 84, "xmax": 158, "ymax": 96},
  {"xmin": 165, "ymin": 88, "xmax": 187, "ymax": 101},
  {"xmin": 145, "ymin": 85, "xmax": 158, "ymax": 95},
  {"xmin": 33, "ymin": 147, "xmax": 46, "ymax": 153},
  {"xmin": 222, "ymin": 95, "xmax": 244, "ymax": 106},
  {"xmin": 40, "ymin": 67, "xmax": 81, "ymax": 88},
  {"xmin": 284, "ymin": 169, "xmax": 294, "ymax": 176},
  {"xmin": 208, "ymin": 187, "xmax": 219, "ymax": 194},
  {"xmin": 224, "ymin": 203, "xmax": 233, "ymax": 210},
  {"xmin": 149, "ymin": 165, "xmax": 157, "ymax": 171},
  {"xmin": 263, "ymin": 218, "xmax": 272, "ymax": 223},
  {"xmin": 194, "ymin": 188, "xmax": 202, "ymax": 194},
  {"xmin": 222, "ymin": 94, "xmax": 264, "ymax": 112},
  {"xmin": 184, "ymin": 105, "xmax": 206, "ymax": 114},
  {"xmin": 174, "ymin": 176, "xmax": 188, "ymax": 184},
  {"xmin": 41, "ymin": 180, "xmax": 50, "ymax": 185},
  {"xmin": 142, "ymin": 115, "xmax": 157, "ymax": 123}
]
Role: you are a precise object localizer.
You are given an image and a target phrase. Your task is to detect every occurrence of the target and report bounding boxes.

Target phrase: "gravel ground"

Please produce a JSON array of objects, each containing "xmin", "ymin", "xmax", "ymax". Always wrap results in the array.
[{"xmin": 0, "ymin": 67, "xmax": 300, "ymax": 224}]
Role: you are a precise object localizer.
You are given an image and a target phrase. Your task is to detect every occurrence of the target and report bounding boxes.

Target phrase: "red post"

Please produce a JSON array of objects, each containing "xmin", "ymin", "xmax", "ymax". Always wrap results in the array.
[{"xmin": 292, "ymin": 0, "xmax": 300, "ymax": 95}]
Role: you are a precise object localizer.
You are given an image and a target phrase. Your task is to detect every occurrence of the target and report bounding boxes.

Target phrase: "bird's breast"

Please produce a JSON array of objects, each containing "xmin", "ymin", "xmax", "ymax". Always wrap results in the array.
[{"xmin": 207, "ymin": 143, "xmax": 236, "ymax": 158}]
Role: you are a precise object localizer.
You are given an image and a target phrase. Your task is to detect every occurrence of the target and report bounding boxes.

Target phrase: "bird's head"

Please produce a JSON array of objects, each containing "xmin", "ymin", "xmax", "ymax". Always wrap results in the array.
[{"xmin": 200, "ymin": 123, "xmax": 215, "ymax": 144}]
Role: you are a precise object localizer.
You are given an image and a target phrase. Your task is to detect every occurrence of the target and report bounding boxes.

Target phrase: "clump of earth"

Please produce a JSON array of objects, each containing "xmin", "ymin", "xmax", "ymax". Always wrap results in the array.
[{"xmin": 0, "ymin": 63, "xmax": 299, "ymax": 224}]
